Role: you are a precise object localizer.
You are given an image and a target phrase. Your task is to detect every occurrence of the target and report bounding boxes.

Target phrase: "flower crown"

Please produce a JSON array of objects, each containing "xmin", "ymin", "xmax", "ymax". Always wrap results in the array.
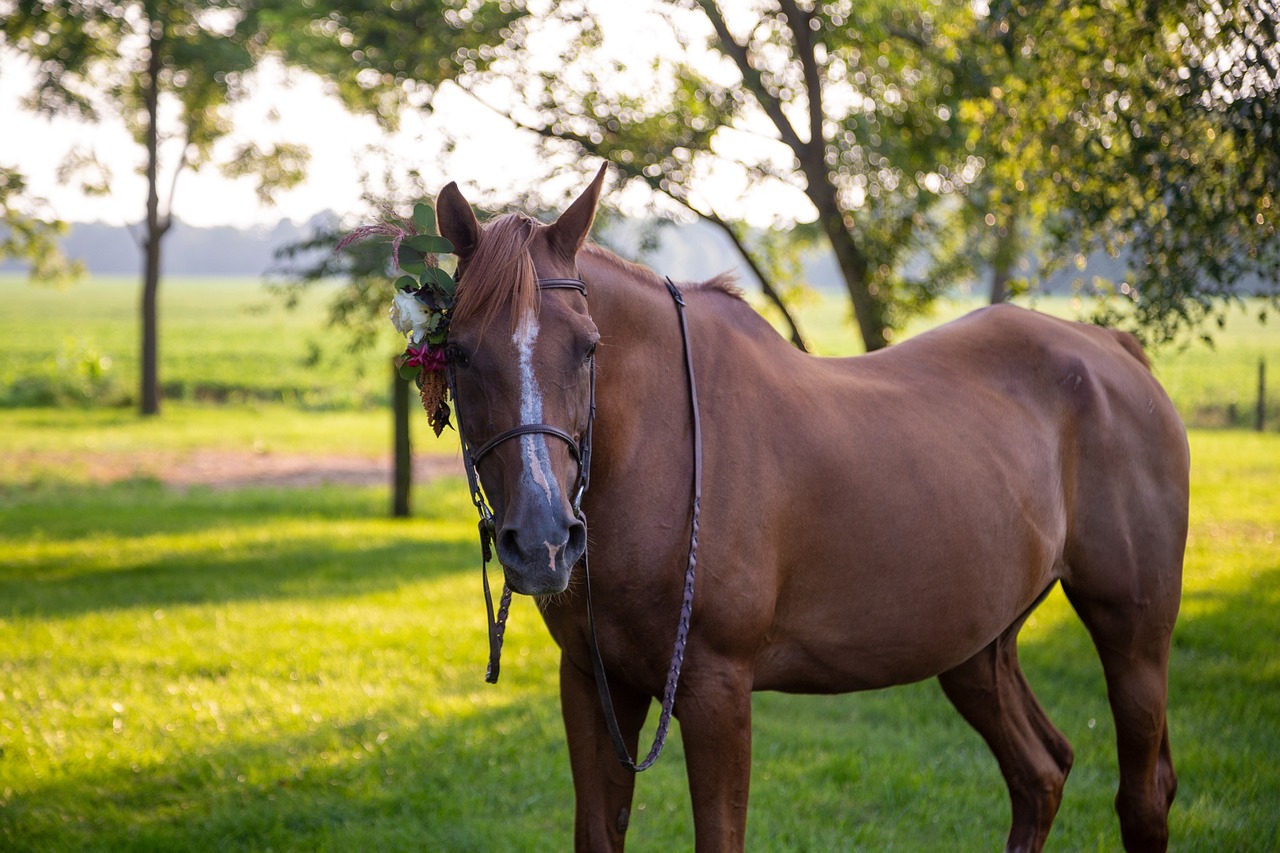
[{"xmin": 337, "ymin": 202, "xmax": 457, "ymax": 435}]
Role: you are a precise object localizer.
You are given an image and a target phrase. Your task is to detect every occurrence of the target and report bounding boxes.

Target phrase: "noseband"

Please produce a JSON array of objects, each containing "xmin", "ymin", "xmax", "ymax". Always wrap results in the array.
[{"xmin": 450, "ymin": 274, "xmax": 701, "ymax": 774}]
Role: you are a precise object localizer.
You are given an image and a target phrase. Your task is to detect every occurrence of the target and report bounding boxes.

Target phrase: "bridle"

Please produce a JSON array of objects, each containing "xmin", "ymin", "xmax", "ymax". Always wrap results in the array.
[
  {"xmin": 446, "ymin": 277, "xmax": 595, "ymax": 683},
  {"xmin": 447, "ymin": 273, "xmax": 702, "ymax": 773}
]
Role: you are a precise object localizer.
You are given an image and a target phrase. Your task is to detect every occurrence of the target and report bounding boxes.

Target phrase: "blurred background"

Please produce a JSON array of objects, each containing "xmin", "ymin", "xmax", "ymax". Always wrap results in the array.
[{"xmin": 1, "ymin": 1, "xmax": 1278, "ymax": 850}]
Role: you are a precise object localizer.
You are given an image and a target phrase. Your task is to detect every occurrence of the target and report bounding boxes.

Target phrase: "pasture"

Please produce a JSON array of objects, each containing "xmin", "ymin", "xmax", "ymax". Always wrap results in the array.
[{"xmin": 1, "ymin": 273, "xmax": 1277, "ymax": 850}]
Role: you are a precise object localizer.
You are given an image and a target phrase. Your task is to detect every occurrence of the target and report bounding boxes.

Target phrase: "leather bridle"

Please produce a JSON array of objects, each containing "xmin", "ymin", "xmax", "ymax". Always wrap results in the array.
[
  {"xmin": 446, "ymin": 277, "xmax": 596, "ymax": 684},
  {"xmin": 449, "ymin": 274, "xmax": 701, "ymax": 773}
]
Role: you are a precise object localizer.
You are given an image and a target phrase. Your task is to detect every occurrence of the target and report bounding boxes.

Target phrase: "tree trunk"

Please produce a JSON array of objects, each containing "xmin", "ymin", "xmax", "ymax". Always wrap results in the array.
[
  {"xmin": 989, "ymin": 208, "xmax": 1018, "ymax": 304},
  {"xmin": 990, "ymin": 254, "xmax": 1011, "ymax": 304},
  {"xmin": 392, "ymin": 365, "xmax": 412, "ymax": 517},
  {"xmin": 798, "ymin": 152, "xmax": 888, "ymax": 352},
  {"xmin": 140, "ymin": 24, "xmax": 169, "ymax": 417},
  {"xmin": 141, "ymin": 230, "xmax": 162, "ymax": 416}
]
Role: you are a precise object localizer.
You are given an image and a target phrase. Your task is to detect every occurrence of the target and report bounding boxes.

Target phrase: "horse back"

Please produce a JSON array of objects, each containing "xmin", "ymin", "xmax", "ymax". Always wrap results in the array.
[{"xmin": 722, "ymin": 303, "xmax": 1188, "ymax": 691}]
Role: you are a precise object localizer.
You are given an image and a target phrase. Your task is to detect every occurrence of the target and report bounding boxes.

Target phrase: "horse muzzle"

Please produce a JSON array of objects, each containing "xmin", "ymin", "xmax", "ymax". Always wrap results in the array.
[{"xmin": 495, "ymin": 513, "xmax": 586, "ymax": 596}]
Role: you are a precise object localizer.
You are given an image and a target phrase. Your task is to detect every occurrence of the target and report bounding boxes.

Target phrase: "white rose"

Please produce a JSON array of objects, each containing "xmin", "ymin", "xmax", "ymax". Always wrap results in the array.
[{"xmin": 389, "ymin": 291, "xmax": 432, "ymax": 342}]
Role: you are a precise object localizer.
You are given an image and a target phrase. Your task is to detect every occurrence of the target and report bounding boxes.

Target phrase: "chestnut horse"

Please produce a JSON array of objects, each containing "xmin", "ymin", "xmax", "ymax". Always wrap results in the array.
[{"xmin": 434, "ymin": 167, "xmax": 1188, "ymax": 852}]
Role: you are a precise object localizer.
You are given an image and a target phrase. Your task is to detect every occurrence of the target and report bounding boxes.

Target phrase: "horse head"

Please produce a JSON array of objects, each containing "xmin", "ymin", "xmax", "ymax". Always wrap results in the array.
[{"xmin": 435, "ymin": 166, "xmax": 607, "ymax": 596}]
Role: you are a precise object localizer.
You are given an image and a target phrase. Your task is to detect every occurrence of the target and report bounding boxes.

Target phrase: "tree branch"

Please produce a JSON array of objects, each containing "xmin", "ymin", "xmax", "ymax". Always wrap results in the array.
[
  {"xmin": 693, "ymin": 0, "xmax": 808, "ymax": 157},
  {"xmin": 697, "ymin": 205, "xmax": 810, "ymax": 351},
  {"xmin": 776, "ymin": 0, "xmax": 825, "ymax": 162},
  {"xmin": 455, "ymin": 90, "xmax": 809, "ymax": 352},
  {"xmin": 161, "ymin": 124, "xmax": 194, "ymax": 235}
]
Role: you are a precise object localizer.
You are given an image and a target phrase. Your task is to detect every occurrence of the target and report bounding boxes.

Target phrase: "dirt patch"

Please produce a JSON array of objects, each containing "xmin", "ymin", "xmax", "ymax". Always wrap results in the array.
[{"xmin": 3, "ymin": 449, "xmax": 464, "ymax": 490}]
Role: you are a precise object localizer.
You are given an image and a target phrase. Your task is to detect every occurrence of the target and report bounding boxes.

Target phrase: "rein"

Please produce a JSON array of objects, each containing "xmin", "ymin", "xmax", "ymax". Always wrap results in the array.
[{"xmin": 451, "ymin": 275, "xmax": 702, "ymax": 773}]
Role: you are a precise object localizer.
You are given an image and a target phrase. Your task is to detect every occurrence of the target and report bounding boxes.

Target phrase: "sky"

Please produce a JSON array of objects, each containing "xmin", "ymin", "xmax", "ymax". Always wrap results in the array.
[
  {"xmin": 0, "ymin": 52, "xmax": 548, "ymax": 229},
  {"xmin": 0, "ymin": 3, "xmax": 815, "ymax": 232}
]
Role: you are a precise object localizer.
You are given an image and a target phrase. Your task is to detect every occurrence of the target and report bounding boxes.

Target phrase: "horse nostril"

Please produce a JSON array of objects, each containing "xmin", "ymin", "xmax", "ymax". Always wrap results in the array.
[
  {"xmin": 566, "ymin": 518, "xmax": 586, "ymax": 560},
  {"xmin": 497, "ymin": 525, "xmax": 522, "ymax": 562}
]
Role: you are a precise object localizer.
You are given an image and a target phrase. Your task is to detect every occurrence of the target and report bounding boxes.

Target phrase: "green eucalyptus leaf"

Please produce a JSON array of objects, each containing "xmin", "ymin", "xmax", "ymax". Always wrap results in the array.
[
  {"xmin": 399, "ymin": 360, "xmax": 422, "ymax": 381},
  {"xmin": 427, "ymin": 329, "xmax": 448, "ymax": 346},
  {"xmin": 406, "ymin": 234, "xmax": 455, "ymax": 254},
  {"xmin": 399, "ymin": 258, "xmax": 427, "ymax": 276},
  {"xmin": 424, "ymin": 266, "xmax": 456, "ymax": 295},
  {"xmin": 413, "ymin": 203, "xmax": 434, "ymax": 233},
  {"xmin": 394, "ymin": 275, "xmax": 417, "ymax": 292}
]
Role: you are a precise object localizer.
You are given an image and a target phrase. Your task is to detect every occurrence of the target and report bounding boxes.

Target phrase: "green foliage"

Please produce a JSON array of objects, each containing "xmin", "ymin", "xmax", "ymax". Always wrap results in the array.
[
  {"xmin": 0, "ymin": 166, "xmax": 81, "ymax": 283},
  {"xmin": 3, "ymin": 0, "xmax": 282, "ymax": 175},
  {"xmin": 0, "ymin": 274, "xmax": 407, "ymax": 410},
  {"xmin": 259, "ymin": 0, "xmax": 529, "ymax": 128},
  {"xmin": 336, "ymin": 0, "xmax": 1277, "ymax": 350},
  {"xmin": 972, "ymin": 0, "xmax": 1280, "ymax": 344}
]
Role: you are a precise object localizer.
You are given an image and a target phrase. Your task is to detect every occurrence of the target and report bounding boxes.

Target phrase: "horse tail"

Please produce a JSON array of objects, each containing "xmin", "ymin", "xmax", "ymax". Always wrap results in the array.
[{"xmin": 1109, "ymin": 329, "xmax": 1152, "ymax": 373}]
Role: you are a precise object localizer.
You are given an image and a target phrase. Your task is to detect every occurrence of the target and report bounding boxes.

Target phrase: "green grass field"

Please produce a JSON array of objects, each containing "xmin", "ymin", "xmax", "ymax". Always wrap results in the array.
[
  {"xmin": 1, "ymin": 273, "xmax": 1278, "ymax": 849},
  {"xmin": 3, "ymin": 273, "xmax": 1277, "ymax": 428},
  {"xmin": 1, "ymin": 431, "xmax": 1276, "ymax": 851}
]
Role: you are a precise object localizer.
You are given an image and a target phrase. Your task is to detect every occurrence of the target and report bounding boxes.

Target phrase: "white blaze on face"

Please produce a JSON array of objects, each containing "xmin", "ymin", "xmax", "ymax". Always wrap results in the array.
[{"xmin": 514, "ymin": 316, "xmax": 558, "ymax": 508}]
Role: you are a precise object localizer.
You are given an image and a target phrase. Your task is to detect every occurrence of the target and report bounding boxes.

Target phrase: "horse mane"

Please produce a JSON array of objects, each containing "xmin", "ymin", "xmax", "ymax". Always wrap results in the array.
[
  {"xmin": 580, "ymin": 243, "xmax": 746, "ymax": 301},
  {"xmin": 453, "ymin": 213, "xmax": 538, "ymax": 335},
  {"xmin": 453, "ymin": 215, "xmax": 747, "ymax": 337}
]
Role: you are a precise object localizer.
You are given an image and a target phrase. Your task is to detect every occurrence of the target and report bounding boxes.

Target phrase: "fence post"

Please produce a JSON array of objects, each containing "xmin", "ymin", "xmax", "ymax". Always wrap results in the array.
[
  {"xmin": 393, "ymin": 362, "xmax": 412, "ymax": 517},
  {"xmin": 1257, "ymin": 359, "xmax": 1267, "ymax": 433}
]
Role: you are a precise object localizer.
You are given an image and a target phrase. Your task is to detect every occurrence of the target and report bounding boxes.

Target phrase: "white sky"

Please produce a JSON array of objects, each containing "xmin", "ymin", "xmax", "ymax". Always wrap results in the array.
[
  {"xmin": 0, "ymin": 53, "xmax": 535, "ymax": 228},
  {"xmin": 0, "ymin": 3, "xmax": 815, "ymax": 230}
]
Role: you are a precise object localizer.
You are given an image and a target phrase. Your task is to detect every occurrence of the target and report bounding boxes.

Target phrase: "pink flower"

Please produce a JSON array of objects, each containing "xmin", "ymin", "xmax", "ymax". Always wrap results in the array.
[{"xmin": 404, "ymin": 344, "xmax": 447, "ymax": 373}]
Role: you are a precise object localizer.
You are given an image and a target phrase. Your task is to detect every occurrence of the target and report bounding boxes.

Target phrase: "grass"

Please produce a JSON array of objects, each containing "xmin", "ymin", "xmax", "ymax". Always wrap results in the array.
[
  {"xmin": 763, "ymin": 289, "xmax": 1279, "ymax": 430},
  {"xmin": 1, "ymin": 272, "xmax": 1276, "ymax": 848},
  {"xmin": 0, "ymin": 275, "xmax": 403, "ymax": 409},
  {"xmin": 1, "ymin": 428, "xmax": 1277, "ymax": 851},
  {"xmin": 3, "ymin": 273, "xmax": 1277, "ymax": 428}
]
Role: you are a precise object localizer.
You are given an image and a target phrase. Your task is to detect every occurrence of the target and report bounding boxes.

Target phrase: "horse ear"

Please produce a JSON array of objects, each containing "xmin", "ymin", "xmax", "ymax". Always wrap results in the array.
[
  {"xmin": 436, "ymin": 181, "xmax": 481, "ymax": 259},
  {"xmin": 547, "ymin": 162, "xmax": 608, "ymax": 262}
]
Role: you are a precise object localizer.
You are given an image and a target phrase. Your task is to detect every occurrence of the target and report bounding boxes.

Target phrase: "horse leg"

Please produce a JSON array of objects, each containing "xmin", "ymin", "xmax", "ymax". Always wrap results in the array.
[
  {"xmin": 560, "ymin": 654, "xmax": 650, "ymax": 852},
  {"xmin": 676, "ymin": 658, "xmax": 754, "ymax": 853},
  {"xmin": 937, "ymin": 621, "xmax": 1074, "ymax": 853},
  {"xmin": 1061, "ymin": 584, "xmax": 1178, "ymax": 852}
]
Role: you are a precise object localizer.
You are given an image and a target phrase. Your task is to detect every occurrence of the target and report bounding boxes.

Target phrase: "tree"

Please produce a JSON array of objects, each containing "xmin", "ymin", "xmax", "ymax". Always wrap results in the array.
[
  {"xmin": 0, "ymin": 165, "xmax": 81, "ymax": 281},
  {"xmin": 461, "ymin": 0, "xmax": 989, "ymax": 351},
  {"xmin": 976, "ymin": 0, "xmax": 1280, "ymax": 342},
  {"xmin": 3, "ymin": 1, "xmax": 309, "ymax": 415},
  {"xmin": 263, "ymin": 0, "xmax": 530, "ymax": 516},
  {"xmin": 461, "ymin": 0, "xmax": 1279, "ymax": 347},
  {"xmin": 275, "ymin": 0, "xmax": 1278, "ymax": 354}
]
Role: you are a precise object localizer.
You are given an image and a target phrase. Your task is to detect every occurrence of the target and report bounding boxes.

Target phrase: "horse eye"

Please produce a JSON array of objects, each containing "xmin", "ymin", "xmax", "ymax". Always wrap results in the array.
[
  {"xmin": 446, "ymin": 344, "xmax": 470, "ymax": 368},
  {"xmin": 584, "ymin": 341, "xmax": 597, "ymax": 361}
]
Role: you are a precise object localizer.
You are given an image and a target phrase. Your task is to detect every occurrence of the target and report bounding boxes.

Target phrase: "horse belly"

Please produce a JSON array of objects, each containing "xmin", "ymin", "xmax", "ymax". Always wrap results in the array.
[{"xmin": 751, "ymin": 442, "xmax": 1066, "ymax": 694}]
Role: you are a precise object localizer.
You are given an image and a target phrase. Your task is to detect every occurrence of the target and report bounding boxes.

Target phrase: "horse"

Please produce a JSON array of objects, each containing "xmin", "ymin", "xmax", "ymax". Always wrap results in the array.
[{"xmin": 432, "ymin": 165, "xmax": 1188, "ymax": 852}]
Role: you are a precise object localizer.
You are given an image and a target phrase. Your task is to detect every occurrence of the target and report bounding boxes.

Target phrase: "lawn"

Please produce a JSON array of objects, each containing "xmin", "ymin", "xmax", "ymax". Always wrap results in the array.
[
  {"xmin": 1, "ymin": 426, "xmax": 1277, "ymax": 851},
  {"xmin": 1, "ymin": 273, "xmax": 1276, "ymax": 849},
  {"xmin": 3, "ymin": 273, "xmax": 1276, "ymax": 429}
]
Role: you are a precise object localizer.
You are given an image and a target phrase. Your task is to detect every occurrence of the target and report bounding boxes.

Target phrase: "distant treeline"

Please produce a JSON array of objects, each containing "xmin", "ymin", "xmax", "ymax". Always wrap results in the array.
[
  {"xmin": 0, "ymin": 215, "xmax": 333, "ymax": 277},
  {"xmin": 0, "ymin": 214, "xmax": 836, "ymax": 286},
  {"xmin": 3, "ymin": 215, "xmax": 1267, "ymax": 297}
]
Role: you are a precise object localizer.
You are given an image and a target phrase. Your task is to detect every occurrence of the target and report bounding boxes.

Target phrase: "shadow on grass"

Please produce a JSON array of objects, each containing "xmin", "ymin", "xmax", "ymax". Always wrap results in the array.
[
  {"xmin": 0, "ymin": 478, "xmax": 481, "ymax": 620},
  {"xmin": 2, "ymin": 478, "xmax": 1275, "ymax": 850},
  {"xmin": 0, "ymin": 690, "xmax": 576, "ymax": 852}
]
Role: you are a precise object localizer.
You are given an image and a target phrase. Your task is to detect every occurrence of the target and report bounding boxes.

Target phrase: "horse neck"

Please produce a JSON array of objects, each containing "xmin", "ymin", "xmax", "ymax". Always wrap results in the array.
[
  {"xmin": 576, "ymin": 247, "xmax": 795, "ymax": 482},
  {"xmin": 577, "ymin": 250, "xmax": 698, "ymax": 473}
]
